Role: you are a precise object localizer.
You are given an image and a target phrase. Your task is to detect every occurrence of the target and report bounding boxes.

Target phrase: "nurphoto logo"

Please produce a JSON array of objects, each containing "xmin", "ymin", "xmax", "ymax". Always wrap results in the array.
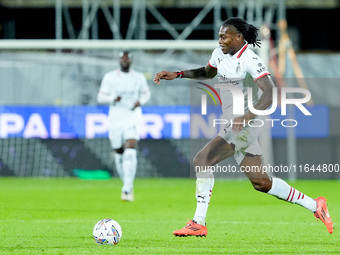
[{"xmin": 197, "ymin": 82, "xmax": 312, "ymax": 128}]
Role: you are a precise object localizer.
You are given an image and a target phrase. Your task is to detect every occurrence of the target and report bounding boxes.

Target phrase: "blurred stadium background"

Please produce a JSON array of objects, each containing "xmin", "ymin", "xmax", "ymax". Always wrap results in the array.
[{"xmin": 0, "ymin": 0, "xmax": 339, "ymax": 180}]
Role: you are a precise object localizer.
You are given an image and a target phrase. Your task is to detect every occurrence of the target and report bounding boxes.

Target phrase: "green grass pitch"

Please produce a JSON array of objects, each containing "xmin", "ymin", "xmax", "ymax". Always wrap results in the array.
[{"xmin": 0, "ymin": 177, "xmax": 339, "ymax": 254}]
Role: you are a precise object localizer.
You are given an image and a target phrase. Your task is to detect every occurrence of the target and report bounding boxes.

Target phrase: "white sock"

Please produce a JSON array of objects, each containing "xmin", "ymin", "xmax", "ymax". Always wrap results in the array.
[
  {"xmin": 114, "ymin": 153, "xmax": 124, "ymax": 180},
  {"xmin": 193, "ymin": 171, "xmax": 214, "ymax": 226},
  {"xmin": 122, "ymin": 148, "xmax": 137, "ymax": 193},
  {"xmin": 268, "ymin": 177, "xmax": 317, "ymax": 212}
]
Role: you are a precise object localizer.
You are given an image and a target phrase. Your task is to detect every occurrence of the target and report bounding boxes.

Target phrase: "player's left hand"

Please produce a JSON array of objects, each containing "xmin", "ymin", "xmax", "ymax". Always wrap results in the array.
[{"xmin": 131, "ymin": 101, "xmax": 141, "ymax": 110}]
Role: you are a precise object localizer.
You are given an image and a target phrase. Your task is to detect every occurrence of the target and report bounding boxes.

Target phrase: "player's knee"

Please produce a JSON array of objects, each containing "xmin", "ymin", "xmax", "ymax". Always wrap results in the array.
[
  {"xmin": 193, "ymin": 153, "xmax": 203, "ymax": 167},
  {"xmin": 250, "ymin": 178, "xmax": 272, "ymax": 193},
  {"xmin": 124, "ymin": 139, "xmax": 137, "ymax": 149},
  {"xmin": 194, "ymin": 151, "xmax": 219, "ymax": 169},
  {"xmin": 193, "ymin": 151, "xmax": 210, "ymax": 167}
]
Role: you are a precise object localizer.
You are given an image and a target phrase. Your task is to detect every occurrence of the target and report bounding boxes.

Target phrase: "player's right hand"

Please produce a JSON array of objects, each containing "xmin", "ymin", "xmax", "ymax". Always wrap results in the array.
[
  {"xmin": 153, "ymin": 71, "xmax": 177, "ymax": 85},
  {"xmin": 114, "ymin": 96, "xmax": 121, "ymax": 102}
]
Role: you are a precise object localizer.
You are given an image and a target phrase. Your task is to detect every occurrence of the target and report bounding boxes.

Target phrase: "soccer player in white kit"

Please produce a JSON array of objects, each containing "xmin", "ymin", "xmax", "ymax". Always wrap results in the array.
[
  {"xmin": 154, "ymin": 18, "xmax": 333, "ymax": 236},
  {"xmin": 98, "ymin": 51, "xmax": 150, "ymax": 202}
]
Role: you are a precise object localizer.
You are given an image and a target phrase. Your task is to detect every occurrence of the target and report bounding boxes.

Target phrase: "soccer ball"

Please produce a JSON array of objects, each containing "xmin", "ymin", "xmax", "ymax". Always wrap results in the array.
[{"xmin": 93, "ymin": 218, "xmax": 122, "ymax": 245}]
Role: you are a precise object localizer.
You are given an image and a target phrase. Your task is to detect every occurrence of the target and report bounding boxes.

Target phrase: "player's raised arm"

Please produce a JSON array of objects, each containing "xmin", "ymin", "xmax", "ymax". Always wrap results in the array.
[{"xmin": 153, "ymin": 63, "xmax": 217, "ymax": 85}]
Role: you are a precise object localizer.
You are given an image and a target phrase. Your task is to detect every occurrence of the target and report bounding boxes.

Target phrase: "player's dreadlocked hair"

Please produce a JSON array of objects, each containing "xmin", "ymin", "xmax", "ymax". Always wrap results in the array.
[{"xmin": 223, "ymin": 17, "xmax": 261, "ymax": 47}]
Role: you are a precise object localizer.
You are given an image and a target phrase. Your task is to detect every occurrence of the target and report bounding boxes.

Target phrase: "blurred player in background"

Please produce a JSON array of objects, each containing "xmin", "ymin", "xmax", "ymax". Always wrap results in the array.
[
  {"xmin": 154, "ymin": 18, "xmax": 333, "ymax": 236},
  {"xmin": 98, "ymin": 51, "xmax": 150, "ymax": 202}
]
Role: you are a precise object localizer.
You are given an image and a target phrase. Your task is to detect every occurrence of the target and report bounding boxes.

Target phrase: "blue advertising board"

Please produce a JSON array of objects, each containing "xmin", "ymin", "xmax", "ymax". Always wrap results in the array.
[{"xmin": 0, "ymin": 105, "xmax": 328, "ymax": 139}]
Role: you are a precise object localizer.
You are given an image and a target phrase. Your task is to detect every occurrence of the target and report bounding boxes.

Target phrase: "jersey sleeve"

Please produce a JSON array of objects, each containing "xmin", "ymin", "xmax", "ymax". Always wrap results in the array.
[
  {"xmin": 138, "ymin": 73, "xmax": 151, "ymax": 105},
  {"xmin": 208, "ymin": 48, "xmax": 220, "ymax": 69},
  {"xmin": 97, "ymin": 73, "xmax": 116, "ymax": 104},
  {"xmin": 244, "ymin": 53, "xmax": 270, "ymax": 81}
]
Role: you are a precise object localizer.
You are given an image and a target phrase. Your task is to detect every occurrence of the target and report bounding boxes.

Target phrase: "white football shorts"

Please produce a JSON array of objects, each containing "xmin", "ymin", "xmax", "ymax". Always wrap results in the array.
[
  {"xmin": 217, "ymin": 123, "xmax": 262, "ymax": 165},
  {"xmin": 109, "ymin": 124, "xmax": 140, "ymax": 149}
]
